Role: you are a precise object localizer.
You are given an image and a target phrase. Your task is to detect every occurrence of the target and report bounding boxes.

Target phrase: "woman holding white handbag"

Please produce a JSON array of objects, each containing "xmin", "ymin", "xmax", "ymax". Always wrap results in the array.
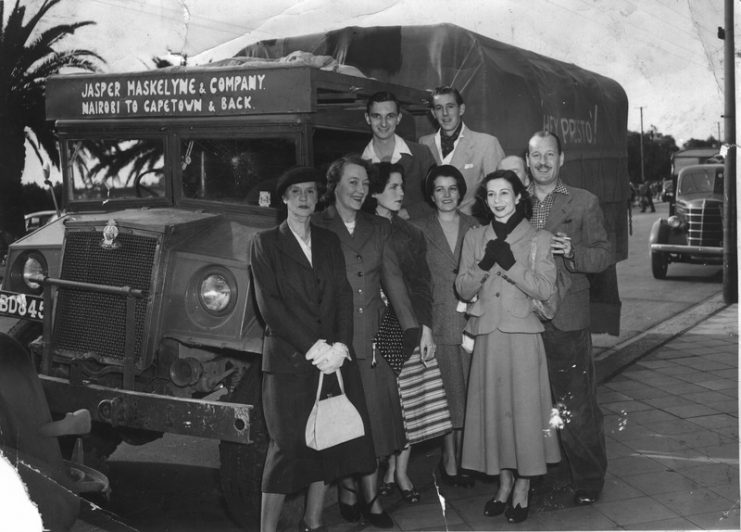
[{"xmin": 250, "ymin": 166, "xmax": 375, "ymax": 532}]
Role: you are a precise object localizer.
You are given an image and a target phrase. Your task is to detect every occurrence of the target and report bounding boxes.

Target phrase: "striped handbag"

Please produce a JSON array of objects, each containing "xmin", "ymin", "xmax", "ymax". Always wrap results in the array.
[{"xmin": 397, "ymin": 350, "xmax": 453, "ymax": 444}]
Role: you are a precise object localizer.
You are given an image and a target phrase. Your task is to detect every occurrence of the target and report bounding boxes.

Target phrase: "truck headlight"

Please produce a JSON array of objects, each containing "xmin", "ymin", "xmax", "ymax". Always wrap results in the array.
[
  {"xmin": 667, "ymin": 216, "xmax": 681, "ymax": 228},
  {"xmin": 199, "ymin": 273, "xmax": 232, "ymax": 313},
  {"xmin": 14, "ymin": 252, "xmax": 47, "ymax": 293}
]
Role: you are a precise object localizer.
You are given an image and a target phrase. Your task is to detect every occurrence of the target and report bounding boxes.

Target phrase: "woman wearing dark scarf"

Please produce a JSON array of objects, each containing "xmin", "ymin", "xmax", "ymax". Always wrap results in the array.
[{"xmin": 455, "ymin": 170, "xmax": 561, "ymax": 524}]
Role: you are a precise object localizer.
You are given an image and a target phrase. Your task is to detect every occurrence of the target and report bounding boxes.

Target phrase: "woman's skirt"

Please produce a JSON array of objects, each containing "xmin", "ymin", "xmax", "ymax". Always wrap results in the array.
[
  {"xmin": 261, "ymin": 361, "xmax": 376, "ymax": 494},
  {"xmin": 356, "ymin": 354, "xmax": 406, "ymax": 458},
  {"xmin": 461, "ymin": 329, "xmax": 560, "ymax": 477}
]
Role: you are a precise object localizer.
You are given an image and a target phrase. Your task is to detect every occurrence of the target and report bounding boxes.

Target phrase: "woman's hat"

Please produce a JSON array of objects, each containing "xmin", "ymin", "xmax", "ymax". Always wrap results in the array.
[{"xmin": 275, "ymin": 166, "xmax": 320, "ymax": 199}]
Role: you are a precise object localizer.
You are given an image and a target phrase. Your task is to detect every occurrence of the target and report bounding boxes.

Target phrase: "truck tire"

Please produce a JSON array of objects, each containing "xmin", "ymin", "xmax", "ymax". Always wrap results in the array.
[
  {"xmin": 219, "ymin": 364, "xmax": 268, "ymax": 529},
  {"xmin": 651, "ymin": 251, "xmax": 668, "ymax": 280}
]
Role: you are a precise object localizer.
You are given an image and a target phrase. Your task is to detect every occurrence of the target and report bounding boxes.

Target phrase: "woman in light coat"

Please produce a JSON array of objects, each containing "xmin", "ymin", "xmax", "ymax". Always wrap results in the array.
[{"xmin": 456, "ymin": 169, "xmax": 560, "ymax": 524}]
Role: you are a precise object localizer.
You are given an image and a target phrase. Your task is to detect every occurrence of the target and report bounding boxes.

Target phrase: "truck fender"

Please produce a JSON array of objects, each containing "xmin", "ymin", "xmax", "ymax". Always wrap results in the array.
[{"xmin": 649, "ymin": 218, "xmax": 670, "ymax": 246}]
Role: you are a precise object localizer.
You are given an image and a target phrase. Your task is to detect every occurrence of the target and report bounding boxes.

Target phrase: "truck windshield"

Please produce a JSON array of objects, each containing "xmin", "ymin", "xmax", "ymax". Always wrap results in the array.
[
  {"xmin": 67, "ymin": 138, "xmax": 166, "ymax": 202},
  {"xmin": 677, "ymin": 168, "xmax": 724, "ymax": 196},
  {"xmin": 180, "ymin": 136, "xmax": 297, "ymax": 207}
]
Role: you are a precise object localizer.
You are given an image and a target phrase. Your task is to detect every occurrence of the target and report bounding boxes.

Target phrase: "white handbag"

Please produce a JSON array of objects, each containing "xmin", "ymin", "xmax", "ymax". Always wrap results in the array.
[{"xmin": 305, "ymin": 370, "xmax": 365, "ymax": 451}]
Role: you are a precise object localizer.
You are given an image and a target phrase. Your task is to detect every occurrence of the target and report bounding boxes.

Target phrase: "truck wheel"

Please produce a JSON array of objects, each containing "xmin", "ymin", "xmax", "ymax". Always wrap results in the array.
[
  {"xmin": 219, "ymin": 364, "xmax": 268, "ymax": 529},
  {"xmin": 651, "ymin": 251, "xmax": 668, "ymax": 279}
]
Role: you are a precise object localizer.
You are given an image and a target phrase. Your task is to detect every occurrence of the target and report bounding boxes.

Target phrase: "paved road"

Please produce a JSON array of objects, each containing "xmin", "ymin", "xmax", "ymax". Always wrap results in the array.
[{"xmin": 2, "ymin": 200, "xmax": 724, "ymax": 531}]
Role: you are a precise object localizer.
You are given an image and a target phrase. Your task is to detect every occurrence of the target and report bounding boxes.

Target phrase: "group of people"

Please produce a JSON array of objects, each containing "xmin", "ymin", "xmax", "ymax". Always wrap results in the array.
[{"xmin": 249, "ymin": 87, "xmax": 612, "ymax": 532}]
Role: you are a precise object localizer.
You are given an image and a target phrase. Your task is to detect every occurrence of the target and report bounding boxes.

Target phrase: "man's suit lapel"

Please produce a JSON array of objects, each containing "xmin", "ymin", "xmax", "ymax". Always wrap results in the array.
[
  {"xmin": 451, "ymin": 133, "xmax": 475, "ymax": 168},
  {"xmin": 546, "ymin": 192, "xmax": 573, "ymax": 232}
]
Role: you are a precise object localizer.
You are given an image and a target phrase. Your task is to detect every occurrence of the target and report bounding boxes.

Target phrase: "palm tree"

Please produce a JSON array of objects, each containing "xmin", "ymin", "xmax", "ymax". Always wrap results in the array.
[{"xmin": 0, "ymin": 0, "xmax": 103, "ymax": 239}]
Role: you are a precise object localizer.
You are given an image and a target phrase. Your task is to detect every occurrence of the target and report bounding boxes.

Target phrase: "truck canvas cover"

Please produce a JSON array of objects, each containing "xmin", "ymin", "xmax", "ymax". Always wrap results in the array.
[{"xmin": 224, "ymin": 23, "xmax": 628, "ymax": 334}]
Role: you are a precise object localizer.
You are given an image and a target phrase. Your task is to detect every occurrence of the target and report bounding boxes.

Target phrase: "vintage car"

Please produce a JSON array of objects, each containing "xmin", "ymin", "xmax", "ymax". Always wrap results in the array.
[{"xmin": 649, "ymin": 163, "xmax": 724, "ymax": 279}]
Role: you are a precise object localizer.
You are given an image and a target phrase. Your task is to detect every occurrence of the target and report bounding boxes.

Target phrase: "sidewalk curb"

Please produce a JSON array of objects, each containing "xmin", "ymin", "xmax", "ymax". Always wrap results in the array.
[{"xmin": 595, "ymin": 292, "xmax": 729, "ymax": 384}]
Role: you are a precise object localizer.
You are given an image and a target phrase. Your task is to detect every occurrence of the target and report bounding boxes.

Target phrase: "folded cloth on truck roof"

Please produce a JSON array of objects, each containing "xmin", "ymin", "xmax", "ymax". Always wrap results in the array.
[{"xmin": 207, "ymin": 51, "xmax": 368, "ymax": 78}]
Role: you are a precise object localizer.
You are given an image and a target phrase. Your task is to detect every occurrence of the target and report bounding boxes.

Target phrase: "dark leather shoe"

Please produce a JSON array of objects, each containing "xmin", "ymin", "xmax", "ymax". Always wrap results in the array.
[
  {"xmin": 483, "ymin": 497, "xmax": 507, "ymax": 516},
  {"xmin": 573, "ymin": 490, "xmax": 599, "ymax": 505},
  {"xmin": 362, "ymin": 493, "xmax": 393, "ymax": 529},
  {"xmin": 338, "ymin": 485, "xmax": 361, "ymax": 522},
  {"xmin": 505, "ymin": 502, "xmax": 529, "ymax": 523}
]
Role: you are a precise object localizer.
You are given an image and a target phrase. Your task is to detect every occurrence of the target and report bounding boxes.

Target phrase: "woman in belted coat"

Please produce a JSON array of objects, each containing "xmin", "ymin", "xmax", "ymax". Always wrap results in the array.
[
  {"xmin": 250, "ymin": 167, "xmax": 375, "ymax": 532},
  {"xmin": 456, "ymin": 170, "xmax": 560, "ymax": 524},
  {"xmin": 312, "ymin": 154, "xmax": 420, "ymax": 529},
  {"xmin": 412, "ymin": 165, "xmax": 478, "ymax": 487}
]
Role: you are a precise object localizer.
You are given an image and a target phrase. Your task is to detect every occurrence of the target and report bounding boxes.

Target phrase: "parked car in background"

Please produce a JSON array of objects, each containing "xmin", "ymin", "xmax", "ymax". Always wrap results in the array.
[
  {"xmin": 649, "ymin": 163, "xmax": 724, "ymax": 279},
  {"xmin": 24, "ymin": 210, "xmax": 60, "ymax": 233}
]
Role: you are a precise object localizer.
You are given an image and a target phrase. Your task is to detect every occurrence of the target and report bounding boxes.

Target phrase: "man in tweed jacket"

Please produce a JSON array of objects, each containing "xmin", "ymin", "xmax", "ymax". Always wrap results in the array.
[{"xmin": 526, "ymin": 130, "xmax": 612, "ymax": 506}]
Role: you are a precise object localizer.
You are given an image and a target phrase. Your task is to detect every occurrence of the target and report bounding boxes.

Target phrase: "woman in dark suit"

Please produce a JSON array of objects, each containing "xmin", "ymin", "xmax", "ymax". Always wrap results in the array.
[
  {"xmin": 250, "ymin": 167, "xmax": 375, "ymax": 532},
  {"xmin": 364, "ymin": 162, "xmax": 435, "ymax": 504},
  {"xmin": 313, "ymin": 154, "xmax": 420, "ymax": 529},
  {"xmin": 412, "ymin": 165, "xmax": 478, "ymax": 487}
]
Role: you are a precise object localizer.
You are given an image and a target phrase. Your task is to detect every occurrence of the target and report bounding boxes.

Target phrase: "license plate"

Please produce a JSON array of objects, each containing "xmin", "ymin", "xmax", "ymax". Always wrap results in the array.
[{"xmin": 0, "ymin": 290, "xmax": 44, "ymax": 321}]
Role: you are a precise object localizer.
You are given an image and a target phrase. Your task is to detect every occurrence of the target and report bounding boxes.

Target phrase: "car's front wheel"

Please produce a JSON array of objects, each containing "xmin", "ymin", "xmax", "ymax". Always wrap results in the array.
[{"xmin": 651, "ymin": 251, "xmax": 668, "ymax": 279}]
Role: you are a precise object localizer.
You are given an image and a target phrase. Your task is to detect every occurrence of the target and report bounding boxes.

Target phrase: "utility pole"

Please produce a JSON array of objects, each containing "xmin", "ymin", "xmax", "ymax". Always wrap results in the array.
[
  {"xmin": 639, "ymin": 106, "xmax": 645, "ymax": 183},
  {"xmin": 721, "ymin": 0, "xmax": 736, "ymax": 303},
  {"xmin": 716, "ymin": 121, "xmax": 721, "ymax": 145}
]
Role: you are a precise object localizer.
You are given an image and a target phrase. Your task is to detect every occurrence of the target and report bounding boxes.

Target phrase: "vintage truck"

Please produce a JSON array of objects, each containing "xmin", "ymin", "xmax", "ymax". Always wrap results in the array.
[{"xmin": 1, "ymin": 24, "xmax": 629, "ymax": 527}]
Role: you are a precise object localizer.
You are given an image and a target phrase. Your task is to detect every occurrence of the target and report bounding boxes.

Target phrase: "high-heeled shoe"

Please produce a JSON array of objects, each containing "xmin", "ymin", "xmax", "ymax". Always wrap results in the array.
[
  {"xmin": 378, "ymin": 480, "xmax": 396, "ymax": 496},
  {"xmin": 505, "ymin": 490, "xmax": 530, "ymax": 523},
  {"xmin": 361, "ymin": 492, "xmax": 393, "ymax": 529},
  {"xmin": 338, "ymin": 484, "xmax": 361, "ymax": 522}
]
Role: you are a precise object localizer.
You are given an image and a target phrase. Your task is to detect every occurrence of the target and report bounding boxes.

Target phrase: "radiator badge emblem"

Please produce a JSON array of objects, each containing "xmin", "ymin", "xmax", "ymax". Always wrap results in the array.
[{"xmin": 101, "ymin": 219, "xmax": 121, "ymax": 250}]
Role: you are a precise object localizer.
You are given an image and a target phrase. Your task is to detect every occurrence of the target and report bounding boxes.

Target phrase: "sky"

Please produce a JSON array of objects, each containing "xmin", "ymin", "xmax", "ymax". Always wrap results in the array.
[{"xmin": 19, "ymin": 0, "xmax": 733, "ymax": 182}]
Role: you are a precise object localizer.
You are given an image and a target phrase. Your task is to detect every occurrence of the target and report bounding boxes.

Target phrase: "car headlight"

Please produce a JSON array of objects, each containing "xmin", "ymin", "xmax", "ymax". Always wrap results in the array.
[
  {"xmin": 667, "ymin": 216, "xmax": 681, "ymax": 229},
  {"xmin": 199, "ymin": 273, "xmax": 232, "ymax": 313}
]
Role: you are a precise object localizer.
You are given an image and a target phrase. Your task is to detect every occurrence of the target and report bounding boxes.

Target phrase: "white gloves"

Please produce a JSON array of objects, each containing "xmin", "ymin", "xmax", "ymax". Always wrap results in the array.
[{"xmin": 305, "ymin": 339, "xmax": 350, "ymax": 374}]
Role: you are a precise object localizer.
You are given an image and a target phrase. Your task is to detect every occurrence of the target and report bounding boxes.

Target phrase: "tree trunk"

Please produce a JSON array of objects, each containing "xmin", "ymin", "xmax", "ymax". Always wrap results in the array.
[{"xmin": 0, "ymin": 124, "xmax": 28, "ymax": 240}]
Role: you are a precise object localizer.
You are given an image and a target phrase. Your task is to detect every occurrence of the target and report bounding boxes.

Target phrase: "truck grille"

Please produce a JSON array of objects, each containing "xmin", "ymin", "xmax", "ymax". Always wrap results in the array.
[
  {"xmin": 53, "ymin": 230, "xmax": 157, "ymax": 365},
  {"xmin": 681, "ymin": 200, "xmax": 723, "ymax": 247}
]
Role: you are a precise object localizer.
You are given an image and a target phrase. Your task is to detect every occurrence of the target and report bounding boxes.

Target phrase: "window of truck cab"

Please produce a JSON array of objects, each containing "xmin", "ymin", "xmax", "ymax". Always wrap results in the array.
[
  {"xmin": 178, "ymin": 133, "xmax": 299, "ymax": 208},
  {"xmin": 65, "ymin": 135, "xmax": 168, "ymax": 206}
]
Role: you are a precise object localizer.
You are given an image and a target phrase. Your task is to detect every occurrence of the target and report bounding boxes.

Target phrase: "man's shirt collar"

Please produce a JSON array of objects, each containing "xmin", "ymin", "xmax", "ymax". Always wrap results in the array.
[{"xmin": 362, "ymin": 134, "xmax": 412, "ymax": 163}]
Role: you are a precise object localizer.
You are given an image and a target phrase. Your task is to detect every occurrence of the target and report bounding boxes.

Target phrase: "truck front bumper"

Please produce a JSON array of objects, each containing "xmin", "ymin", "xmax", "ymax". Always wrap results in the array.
[
  {"xmin": 41, "ymin": 375, "xmax": 252, "ymax": 444},
  {"xmin": 650, "ymin": 243, "xmax": 723, "ymax": 256}
]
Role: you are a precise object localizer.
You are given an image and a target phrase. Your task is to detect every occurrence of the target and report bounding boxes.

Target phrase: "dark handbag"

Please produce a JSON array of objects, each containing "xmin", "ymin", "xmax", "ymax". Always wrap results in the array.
[
  {"xmin": 372, "ymin": 304, "xmax": 408, "ymax": 375},
  {"xmin": 529, "ymin": 236, "xmax": 572, "ymax": 321}
]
